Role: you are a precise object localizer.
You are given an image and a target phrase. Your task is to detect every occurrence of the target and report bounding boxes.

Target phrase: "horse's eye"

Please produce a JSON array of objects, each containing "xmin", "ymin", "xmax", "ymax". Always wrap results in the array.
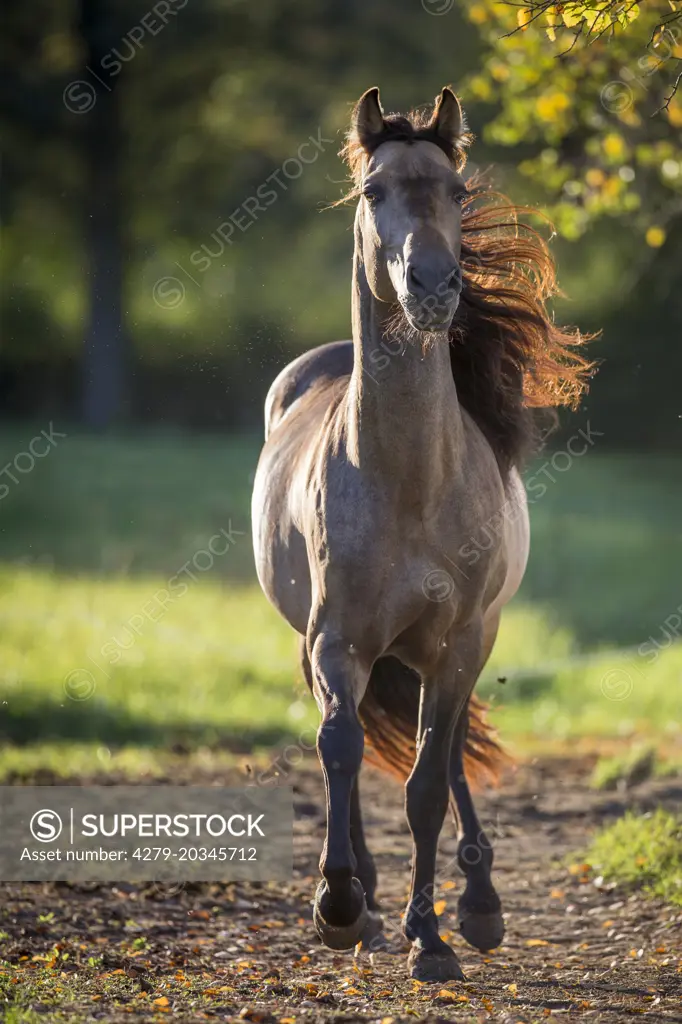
[
  {"xmin": 363, "ymin": 188, "xmax": 383, "ymax": 205},
  {"xmin": 453, "ymin": 190, "xmax": 468, "ymax": 206}
]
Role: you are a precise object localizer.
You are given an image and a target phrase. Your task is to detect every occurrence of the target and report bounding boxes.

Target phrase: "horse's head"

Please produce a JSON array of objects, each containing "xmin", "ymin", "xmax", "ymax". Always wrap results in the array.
[{"xmin": 348, "ymin": 86, "xmax": 470, "ymax": 333}]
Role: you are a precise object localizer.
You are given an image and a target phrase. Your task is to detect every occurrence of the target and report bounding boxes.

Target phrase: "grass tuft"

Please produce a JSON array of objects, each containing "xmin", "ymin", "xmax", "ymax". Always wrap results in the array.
[{"xmin": 584, "ymin": 809, "xmax": 682, "ymax": 906}]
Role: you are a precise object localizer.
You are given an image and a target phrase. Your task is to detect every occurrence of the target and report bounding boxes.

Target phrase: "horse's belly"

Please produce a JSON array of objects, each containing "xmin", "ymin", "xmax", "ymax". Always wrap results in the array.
[
  {"xmin": 485, "ymin": 468, "xmax": 530, "ymax": 620},
  {"xmin": 252, "ymin": 457, "xmax": 312, "ymax": 636}
]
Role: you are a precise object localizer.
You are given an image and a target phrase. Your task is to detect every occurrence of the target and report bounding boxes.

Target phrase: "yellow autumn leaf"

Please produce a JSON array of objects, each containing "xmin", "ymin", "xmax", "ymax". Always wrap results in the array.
[
  {"xmin": 602, "ymin": 176, "xmax": 622, "ymax": 199},
  {"xmin": 469, "ymin": 4, "xmax": 489, "ymax": 24},
  {"xmin": 646, "ymin": 226, "xmax": 666, "ymax": 248},
  {"xmin": 618, "ymin": 106, "xmax": 641, "ymax": 128},
  {"xmin": 562, "ymin": 4, "xmax": 582, "ymax": 27},
  {"xmin": 438, "ymin": 988, "xmax": 469, "ymax": 1002},
  {"xmin": 153, "ymin": 996, "xmax": 170, "ymax": 1007},
  {"xmin": 433, "ymin": 899, "xmax": 447, "ymax": 916},
  {"xmin": 507, "ymin": 982, "xmax": 518, "ymax": 996},
  {"xmin": 536, "ymin": 92, "xmax": 570, "ymax": 120},
  {"xmin": 585, "ymin": 168, "xmax": 605, "ymax": 188},
  {"xmin": 441, "ymin": 880, "xmax": 456, "ymax": 891},
  {"xmin": 468, "ymin": 75, "xmax": 493, "ymax": 101},
  {"xmin": 526, "ymin": 938, "xmax": 549, "ymax": 947},
  {"xmin": 619, "ymin": 2, "xmax": 640, "ymax": 23},
  {"xmin": 603, "ymin": 132, "xmax": 626, "ymax": 160},
  {"xmin": 518, "ymin": 9, "xmax": 532, "ymax": 30},
  {"xmin": 546, "ymin": 5, "xmax": 558, "ymax": 40},
  {"xmin": 585, "ymin": 8, "xmax": 609, "ymax": 32},
  {"xmin": 666, "ymin": 99, "xmax": 682, "ymax": 127}
]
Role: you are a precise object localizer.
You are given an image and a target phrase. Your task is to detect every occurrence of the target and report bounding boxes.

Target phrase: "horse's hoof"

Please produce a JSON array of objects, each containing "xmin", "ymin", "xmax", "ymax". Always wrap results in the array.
[
  {"xmin": 359, "ymin": 910, "xmax": 388, "ymax": 952},
  {"xmin": 313, "ymin": 877, "xmax": 368, "ymax": 951},
  {"xmin": 408, "ymin": 943, "xmax": 465, "ymax": 982},
  {"xmin": 458, "ymin": 906, "xmax": 505, "ymax": 952}
]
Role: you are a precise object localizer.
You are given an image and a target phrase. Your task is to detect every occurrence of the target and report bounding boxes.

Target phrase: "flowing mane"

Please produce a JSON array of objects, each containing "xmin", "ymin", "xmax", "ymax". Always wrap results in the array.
[{"xmin": 340, "ymin": 107, "xmax": 596, "ymax": 470}]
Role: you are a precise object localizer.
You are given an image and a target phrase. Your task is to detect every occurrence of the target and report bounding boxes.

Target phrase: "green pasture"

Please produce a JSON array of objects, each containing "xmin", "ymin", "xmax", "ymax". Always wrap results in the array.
[{"xmin": 0, "ymin": 427, "xmax": 680, "ymax": 779}]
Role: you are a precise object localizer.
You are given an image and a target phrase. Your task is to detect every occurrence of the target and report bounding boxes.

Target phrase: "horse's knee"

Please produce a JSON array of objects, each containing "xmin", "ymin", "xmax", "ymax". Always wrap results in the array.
[
  {"xmin": 310, "ymin": 633, "xmax": 366, "ymax": 775},
  {"xmin": 317, "ymin": 706, "xmax": 364, "ymax": 776},
  {"xmin": 458, "ymin": 829, "xmax": 494, "ymax": 875}
]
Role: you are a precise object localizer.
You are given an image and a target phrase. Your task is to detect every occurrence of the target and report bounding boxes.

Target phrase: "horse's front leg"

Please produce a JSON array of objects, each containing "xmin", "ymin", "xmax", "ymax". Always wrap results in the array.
[
  {"xmin": 450, "ymin": 705, "xmax": 505, "ymax": 953},
  {"xmin": 403, "ymin": 622, "xmax": 482, "ymax": 982},
  {"xmin": 309, "ymin": 629, "xmax": 370, "ymax": 950}
]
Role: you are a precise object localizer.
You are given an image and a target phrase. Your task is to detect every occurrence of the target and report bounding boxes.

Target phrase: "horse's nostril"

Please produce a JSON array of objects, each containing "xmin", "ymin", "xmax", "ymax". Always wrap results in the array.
[{"xmin": 408, "ymin": 265, "xmax": 425, "ymax": 294}]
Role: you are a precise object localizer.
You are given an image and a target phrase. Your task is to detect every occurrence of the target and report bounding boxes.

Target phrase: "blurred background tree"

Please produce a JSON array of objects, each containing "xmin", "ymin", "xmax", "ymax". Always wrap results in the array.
[{"xmin": 1, "ymin": 0, "xmax": 679, "ymax": 447}]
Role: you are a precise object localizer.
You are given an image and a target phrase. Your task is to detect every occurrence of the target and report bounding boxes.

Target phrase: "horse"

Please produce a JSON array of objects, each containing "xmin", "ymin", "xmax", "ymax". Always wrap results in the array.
[{"xmin": 251, "ymin": 86, "xmax": 592, "ymax": 982}]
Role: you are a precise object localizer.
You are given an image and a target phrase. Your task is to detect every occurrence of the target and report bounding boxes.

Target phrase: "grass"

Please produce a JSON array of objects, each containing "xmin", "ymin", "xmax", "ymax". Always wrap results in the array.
[
  {"xmin": 0, "ymin": 426, "xmax": 681, "ymax": 778},
  {"xmin": 590, "ymin": 745, "xmax": 682, "ymax": 791},
  {"xmin": 584, "ymin": 810, "xmax": 682, "ymax": 906}
]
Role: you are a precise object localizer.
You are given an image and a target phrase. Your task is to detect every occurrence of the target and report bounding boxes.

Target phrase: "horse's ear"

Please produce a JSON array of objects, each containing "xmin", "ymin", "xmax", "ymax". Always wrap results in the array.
[
  {"xmin": 352, "ymin": 87, "xmax": 385, "ymax": 149},
  {"xmin": 430, "ymin": 87, "xmax": 465, "ymax": 147}
]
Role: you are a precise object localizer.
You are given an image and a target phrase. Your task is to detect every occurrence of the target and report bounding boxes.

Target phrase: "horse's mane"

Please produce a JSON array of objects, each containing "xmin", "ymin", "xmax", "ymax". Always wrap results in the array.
[{"xmin": 340, "ymin": 108, "xmax": 596, "ymax": 470}]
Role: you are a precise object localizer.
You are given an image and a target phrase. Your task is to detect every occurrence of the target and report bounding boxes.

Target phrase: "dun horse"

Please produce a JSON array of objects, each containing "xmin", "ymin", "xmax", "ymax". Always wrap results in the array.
[{"xmin": 252, "ymin": 87, "xmax": 591, "ymax": 981}]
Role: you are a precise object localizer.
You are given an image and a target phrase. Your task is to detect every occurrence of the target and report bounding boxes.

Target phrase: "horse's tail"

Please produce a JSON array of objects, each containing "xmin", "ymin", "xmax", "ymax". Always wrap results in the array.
[{"xmin": 300, "ymin": 643, "xmax": 508, "ymax": 788}]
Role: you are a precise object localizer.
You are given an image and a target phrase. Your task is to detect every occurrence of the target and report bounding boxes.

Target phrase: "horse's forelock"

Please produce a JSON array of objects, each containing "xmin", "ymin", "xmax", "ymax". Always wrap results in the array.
[{"xmin": 341, "ymin": 108, "xmax": 470, "ymax": 184}]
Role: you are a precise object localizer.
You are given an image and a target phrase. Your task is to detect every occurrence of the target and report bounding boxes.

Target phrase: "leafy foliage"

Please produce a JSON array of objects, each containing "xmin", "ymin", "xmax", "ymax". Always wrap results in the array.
[{"xmin": 460, "ymin": 0, "xmax": 682, "ymax": 237}]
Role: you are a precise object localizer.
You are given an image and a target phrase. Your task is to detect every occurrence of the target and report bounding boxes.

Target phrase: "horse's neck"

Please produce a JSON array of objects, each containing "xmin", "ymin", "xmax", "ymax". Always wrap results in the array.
[{"xmin": 346, "ymin": 246, "xmax": 463, "ymax": 493}]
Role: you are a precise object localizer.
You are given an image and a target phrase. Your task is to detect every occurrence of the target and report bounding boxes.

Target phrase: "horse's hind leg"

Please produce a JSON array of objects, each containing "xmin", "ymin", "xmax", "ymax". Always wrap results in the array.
[
  {"xmin": 308, "ymin": 628, "xmax": 370, "ymax": 950},
  {"xmin": 449, "ymin": 705, "xmax": 505, "ymax": 952},
  {"xmin": 403, "ymin": 622, "xmax": 483, "ymax": 982},
  {"xmin": 350, "ymin": 775, "xmax": 386, "ymax": 948},
  {"xmin": 449, "ymin": 610, "xmax": 504, "ymax": 952}
]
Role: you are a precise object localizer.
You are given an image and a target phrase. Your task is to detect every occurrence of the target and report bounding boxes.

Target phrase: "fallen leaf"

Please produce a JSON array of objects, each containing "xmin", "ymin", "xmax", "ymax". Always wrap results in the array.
[
  {"xmin": 438, "ymin": 988, "xmax": 468, "ymax": 1003},
  {"xmin": 433, "ymin": 899, "xmax": 447, "ymax": 916},
  {"xmin": 526, "ymin": 938, "xmax": 549, "ymax": 947}
]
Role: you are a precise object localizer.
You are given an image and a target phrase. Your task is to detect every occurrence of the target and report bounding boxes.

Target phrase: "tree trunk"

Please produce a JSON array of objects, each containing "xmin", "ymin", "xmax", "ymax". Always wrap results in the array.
[{"xmin": 80, "ymin": 0, "xmax": 126, "ymax": 429}]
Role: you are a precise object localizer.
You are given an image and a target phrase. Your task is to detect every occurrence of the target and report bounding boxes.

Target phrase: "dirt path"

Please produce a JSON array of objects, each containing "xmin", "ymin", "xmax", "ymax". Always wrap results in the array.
[{"xmin": 1, "ymin": 757, "xmax": 681, "ymax": 1022}]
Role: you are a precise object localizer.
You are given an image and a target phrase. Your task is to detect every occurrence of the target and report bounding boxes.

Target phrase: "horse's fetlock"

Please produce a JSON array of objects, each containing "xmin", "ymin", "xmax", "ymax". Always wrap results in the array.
[{"xmin": 457, "ymin": 838, "xmax": 493, "ymax": 875}]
